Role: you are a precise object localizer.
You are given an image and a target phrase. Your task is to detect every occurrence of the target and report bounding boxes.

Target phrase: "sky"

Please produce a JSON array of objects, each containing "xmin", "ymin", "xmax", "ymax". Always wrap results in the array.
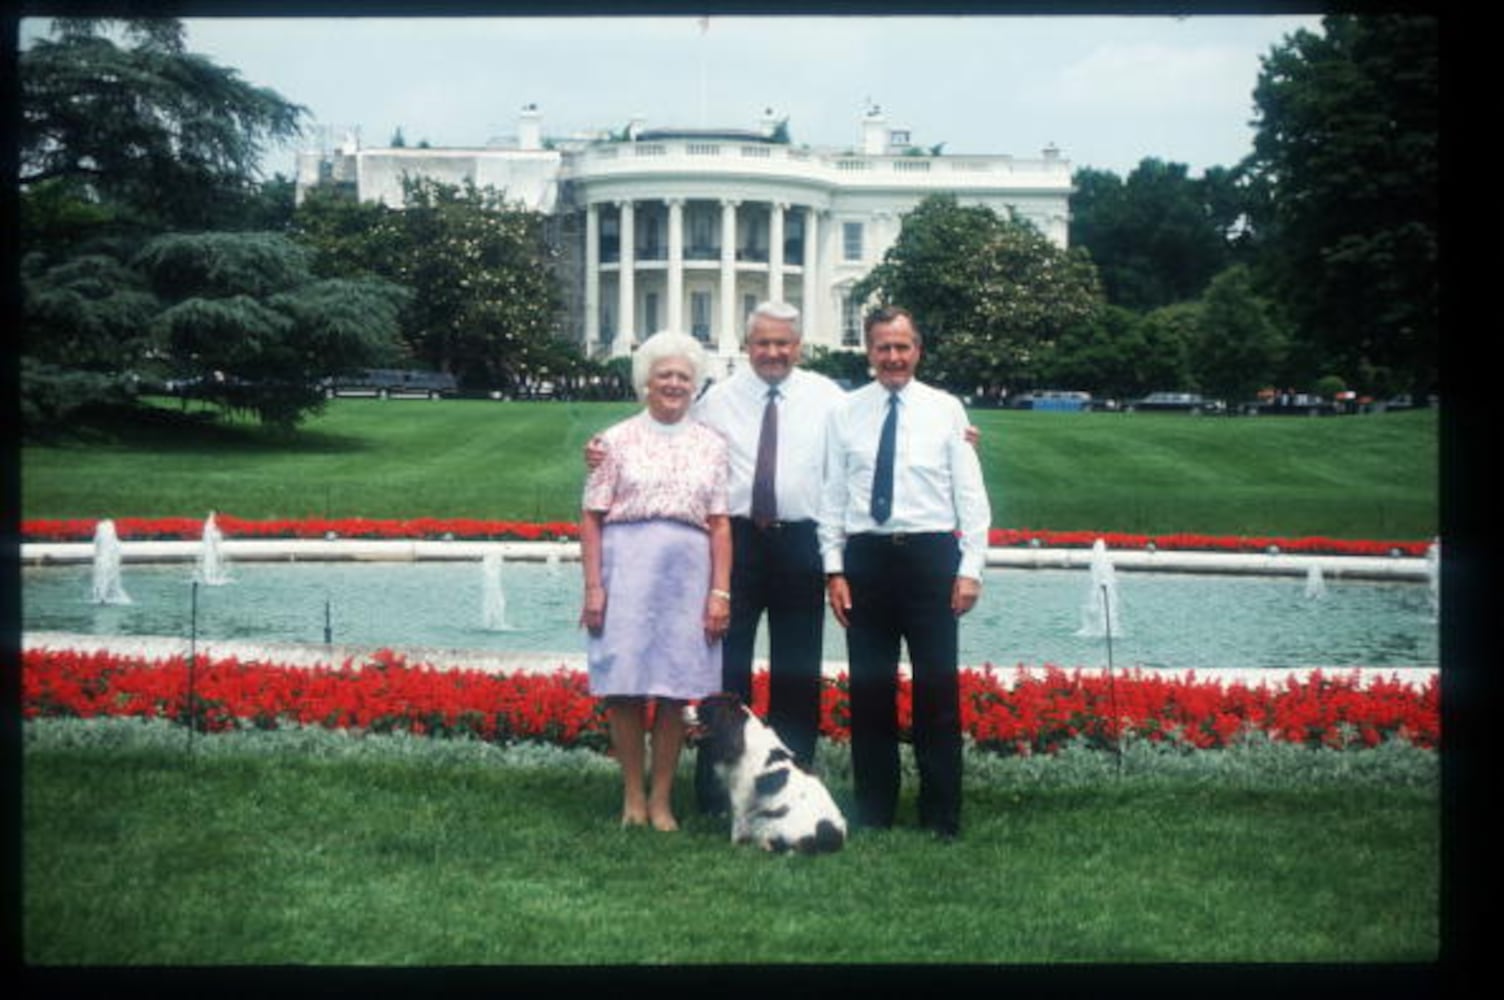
[{"xmin": 21, "ymin": 12, "xmax": 1326, "ymax": 180}]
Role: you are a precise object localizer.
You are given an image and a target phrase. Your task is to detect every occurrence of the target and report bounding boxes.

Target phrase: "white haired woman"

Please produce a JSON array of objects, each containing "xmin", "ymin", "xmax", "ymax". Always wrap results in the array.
[{"xmin": 579, "ymin": 331, "xmax": 732, "ymax": 831}]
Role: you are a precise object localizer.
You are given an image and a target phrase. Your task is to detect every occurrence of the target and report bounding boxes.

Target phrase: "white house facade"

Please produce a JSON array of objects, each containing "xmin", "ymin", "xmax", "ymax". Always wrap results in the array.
[{"xmin": 296, "ymin": 106, "xmax": 1073, "ymax": 377}]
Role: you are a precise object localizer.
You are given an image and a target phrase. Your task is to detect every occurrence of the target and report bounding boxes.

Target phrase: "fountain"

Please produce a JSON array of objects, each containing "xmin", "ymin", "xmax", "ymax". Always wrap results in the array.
[
  {"xmin": 25, "ymin": 546, "xmax": 1440, "ymax": 673},
  {"xmin": 1075, "ymin": 539, "xmax": 1124, "ymax": 638},
  {"xmin": 480, "ymin": 553, "xmax": 513, "ymax": 631},
  {"xmin": 195, "ymin": 512, "xmax": 233, "ymax": 586},
  {"xmin": 89, "ymin": 519, "xmax": 131, "ymax": 605},
  {"xmin": 1304, "ymin": 564, "xmax": 1328, "ymax": 600}
]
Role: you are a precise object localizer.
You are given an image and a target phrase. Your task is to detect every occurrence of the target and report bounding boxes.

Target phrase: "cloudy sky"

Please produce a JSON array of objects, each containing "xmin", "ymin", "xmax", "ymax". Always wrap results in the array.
[{"xmin": 22, "ymin": 11, "xmax": 1326, "ymax": 179}]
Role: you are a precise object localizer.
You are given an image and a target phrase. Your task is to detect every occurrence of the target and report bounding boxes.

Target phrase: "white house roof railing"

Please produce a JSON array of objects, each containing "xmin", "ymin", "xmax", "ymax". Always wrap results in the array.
[{"xmin": 563, "ymin": 140, "xmax": 1069, "ymax": 193}]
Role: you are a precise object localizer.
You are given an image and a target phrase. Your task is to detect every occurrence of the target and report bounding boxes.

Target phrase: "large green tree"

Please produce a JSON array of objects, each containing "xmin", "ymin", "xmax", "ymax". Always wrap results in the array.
[
  {"xmin": 1244, "ymin": 14, "xmax": 1438, "ymax": 396},
  {"xmin": 852, "ymin": 194, "xmax": 1103, "ymax": 392},
  {"xmin": 1192, "ymin": 264, "xmax": 1291, "ymax": 404},
  {"xmin": 19, "ymin": 17, "xmax": 315, "ymax": 430},
  {"xmin": 1068, "ymin": 159, "xmax": 1239, "ymax": 312},
  {"xmin": 294, "ymin": 178, "xmax": 574, "ymax": 392},
  {"xmin": 1033, "ymin": 305, "xmax": 1190, "ymax": 401},
  {"xmin": 137, "ymin": 232, "xmax": 407, "ymax": 429},
  {"xmin": 20, "ymin": 19, "xmax": 305, "ymax": 237}
]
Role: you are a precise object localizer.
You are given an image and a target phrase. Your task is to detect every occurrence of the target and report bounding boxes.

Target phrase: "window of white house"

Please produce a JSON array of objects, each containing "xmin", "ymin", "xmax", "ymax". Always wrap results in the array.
[
  {"xmin": 644, "ymin": 293, "xmax": 659, "ymax": 335},
  {"xmin": 688, "ymin": 210, "xmax": 716, "ymax": 259},
  {"xmin": 842, "ymin": 222, "xmax": 863, "ymax": 262},
  {"xmin": 691, "ymin": 291, "xmax": 711, "ymax": 342},
  {"xmin": 842, "ymin": 294, "xmax": 862, "ymax": 347}
]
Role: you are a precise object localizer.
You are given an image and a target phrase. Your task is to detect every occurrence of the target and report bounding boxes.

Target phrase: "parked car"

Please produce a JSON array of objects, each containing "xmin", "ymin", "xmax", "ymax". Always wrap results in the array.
[
  {"xmin": 1126, "ymin": 391, "xmax": 1224, "ymax": 414},
  {"xmin": 323, "ymin": 369, "xmax": 458, "ymax": 399},
  {"xmin": 1010, "ymin": 389, "xmax": 1093, "ymax": 412},
  {"xmin": 1237, "ymin": 390, "xmax": 1340, "ymax": 417}
]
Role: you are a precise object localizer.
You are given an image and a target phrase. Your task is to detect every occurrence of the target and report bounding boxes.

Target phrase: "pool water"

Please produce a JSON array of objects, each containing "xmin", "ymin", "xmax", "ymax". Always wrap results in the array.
[{"xmin": 22, "ymin": 560, "xmax": 1439, "ymax": 672}]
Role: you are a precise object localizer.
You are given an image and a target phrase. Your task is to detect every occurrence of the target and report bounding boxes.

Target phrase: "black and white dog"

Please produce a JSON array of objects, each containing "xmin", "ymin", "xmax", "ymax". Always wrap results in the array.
[{"xmin": 685, "ymin": 693, "xmax": 847, "ymax": 855}]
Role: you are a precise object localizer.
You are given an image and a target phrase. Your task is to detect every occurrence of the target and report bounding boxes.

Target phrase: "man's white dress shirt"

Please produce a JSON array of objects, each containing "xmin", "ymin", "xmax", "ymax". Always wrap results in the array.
[
  {"xmin": 817, "ymin": 378, "xmax": 992, "ymax": 580},
  {"xmin": 694, "ymin": 366, "xmax": 848, "ymax": 522}
]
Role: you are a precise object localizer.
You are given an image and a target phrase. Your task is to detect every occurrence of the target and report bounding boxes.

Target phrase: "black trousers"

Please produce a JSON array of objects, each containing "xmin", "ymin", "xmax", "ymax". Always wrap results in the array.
[
  {"xmin": 695, "ymin": 517, "xmax": 825, "ymax": 812},
  {"xmin": 843, "ymin": 531, "xmax": 963, "ymax": 835}
]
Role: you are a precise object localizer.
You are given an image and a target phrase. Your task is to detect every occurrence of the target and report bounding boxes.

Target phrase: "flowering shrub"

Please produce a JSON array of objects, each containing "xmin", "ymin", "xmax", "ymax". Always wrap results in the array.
[
  {"xmin": 23, "ymin": 648, "xmax": 1439, "ymax": 755},
  {"xmin": 20, "ymin": 517, "xmax": 1430, "ymax": 556}
]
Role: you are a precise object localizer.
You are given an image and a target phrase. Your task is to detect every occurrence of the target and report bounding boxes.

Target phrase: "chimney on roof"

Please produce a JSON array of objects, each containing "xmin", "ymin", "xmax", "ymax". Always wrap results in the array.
[{"xmin": 519, "ymin": 104, "xmax": 542, "ymax": 151}]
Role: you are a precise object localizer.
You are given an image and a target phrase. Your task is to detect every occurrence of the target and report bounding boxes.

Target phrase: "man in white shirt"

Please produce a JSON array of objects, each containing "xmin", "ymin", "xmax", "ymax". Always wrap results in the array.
[
  {"xmin": 819, "ymin": 306, "xmax": 991, "ymax": 840},
  {"xmin": 588, "ymin": 303, "xmax": 848, "ymax": 812},
  {"xmin": 689, "ymin": 303, "xmax": 848, "ymax": 811}
]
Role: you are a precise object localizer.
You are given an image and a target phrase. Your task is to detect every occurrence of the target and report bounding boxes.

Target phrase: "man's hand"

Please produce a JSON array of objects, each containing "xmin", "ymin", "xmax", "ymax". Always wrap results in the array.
[
  {"xmin": 826, "ymin": 574, "xmax": 852, "ymax": 629},
  {"xmin": 951, "ymin": 576, "xmax": 981, "ymax": 617}
]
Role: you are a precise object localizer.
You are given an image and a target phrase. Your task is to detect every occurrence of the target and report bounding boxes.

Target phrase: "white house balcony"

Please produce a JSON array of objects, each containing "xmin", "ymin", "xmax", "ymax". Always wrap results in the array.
[{"xmin": 564, "ymin": 138, "xmax": 1071, "ymax": 197}]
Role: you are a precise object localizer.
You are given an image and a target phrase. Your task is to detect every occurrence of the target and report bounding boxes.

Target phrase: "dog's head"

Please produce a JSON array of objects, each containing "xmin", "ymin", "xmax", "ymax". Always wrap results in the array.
[{"xmin": 684, "ymin": 692, "xmax": 749, "ymax": 766}]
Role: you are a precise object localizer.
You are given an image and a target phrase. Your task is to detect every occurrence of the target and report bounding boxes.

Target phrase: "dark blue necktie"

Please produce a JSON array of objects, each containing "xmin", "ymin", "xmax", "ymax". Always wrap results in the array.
[
  {"xmin": 751, "ymin": 386, "xmax": 779, "ymax": 527},
  {"xmin": 870, "ymin": 391, "xmax": 898, "ymax": 524}
]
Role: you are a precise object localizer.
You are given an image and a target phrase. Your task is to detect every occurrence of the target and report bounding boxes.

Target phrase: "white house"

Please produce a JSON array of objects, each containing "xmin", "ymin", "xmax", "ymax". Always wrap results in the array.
[{"xmin": 296, "ymin": 106, "xmax": 1074, "ymax": 377}]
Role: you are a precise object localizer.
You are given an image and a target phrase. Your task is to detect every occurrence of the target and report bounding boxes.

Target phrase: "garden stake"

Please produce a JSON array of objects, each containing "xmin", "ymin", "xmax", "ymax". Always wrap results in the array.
[
  {"xmin": 1102, "ymin": 583, "xmax": 1123, "ymax": 777},
  {"xmin": 187, "ymin": 580, "xmax": 198, "ymax": 755}
]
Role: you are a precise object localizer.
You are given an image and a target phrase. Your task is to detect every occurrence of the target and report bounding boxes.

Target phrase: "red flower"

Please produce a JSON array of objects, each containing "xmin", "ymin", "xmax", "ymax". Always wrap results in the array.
[{"xmin": 19, "ymin": 647, "xmax": 1439, "ymax": 755}]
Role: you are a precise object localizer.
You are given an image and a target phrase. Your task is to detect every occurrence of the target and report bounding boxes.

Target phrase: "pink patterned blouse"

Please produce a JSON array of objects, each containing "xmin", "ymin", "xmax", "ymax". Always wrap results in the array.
[{"xmin": 583, "ymin": 412, "xmax": 729, "ymax": 529}]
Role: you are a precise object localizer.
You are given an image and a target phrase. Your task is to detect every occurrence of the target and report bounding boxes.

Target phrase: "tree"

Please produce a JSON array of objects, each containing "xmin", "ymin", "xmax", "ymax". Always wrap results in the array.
[
  {"xmin": 852, "ymin": 194, "xmax": 1103, "ymax": 392},
  {"xmin": 1069, "ymin": 159, "xmax": 1236, "ymax": 311},
  {"xmin": 20, "ymin": 20, "xmax": 305, "ymax": 236},
  {"xmin": 1244, "ymin": 15, "xmax": 1438, "ymax": 396},
  {"xmin": 1191, "ymin": 265, "xmax": 1290, "ymax": 404},
  {"xmin": 1136, "ymin": 303, "xmax": 1204, "ymax": 395},
  {"xmin": 20, "ymin": 252, "xmax": 164, "ymax": 425},
  {"xmin": 294, "ymin": 178, "xmax": 573, "ymax": 392},
  {"xmin": 136, "ymin": 232, "xmax": 408, "ymax": 429},
  {"xmin": 1034, "ymin": 306, "xmax": 1160, "ymax": 401},
  {"xmin": 19, "ymin": 18, "xmax": 314, "ymax": 430}
]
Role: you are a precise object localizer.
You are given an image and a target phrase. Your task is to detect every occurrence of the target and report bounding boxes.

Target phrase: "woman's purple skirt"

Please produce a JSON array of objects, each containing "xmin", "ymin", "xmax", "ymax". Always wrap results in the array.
[{"xmin": 587, "ymin": 518, "xmax": 722, "ymax": 700}]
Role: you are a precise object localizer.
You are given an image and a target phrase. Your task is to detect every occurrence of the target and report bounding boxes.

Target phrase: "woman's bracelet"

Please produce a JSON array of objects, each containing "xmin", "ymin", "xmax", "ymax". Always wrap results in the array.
[{"xmin": 709, "ymin": 589, "xmax": 731, "ymax": 602}]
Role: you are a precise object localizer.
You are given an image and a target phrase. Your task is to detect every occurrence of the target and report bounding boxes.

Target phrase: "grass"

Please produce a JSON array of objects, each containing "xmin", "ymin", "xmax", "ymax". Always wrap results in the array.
[
  {"xmin": 21, "ymin": 397, "xmax": 1438, "ymax": 538},
  {"xmin": 19, "ymin": 397, "xmax": 1445, "ymax": 973},
  {"xmin": 23, "ymin": 719, "xmax": 1440, "ymax": 966}
]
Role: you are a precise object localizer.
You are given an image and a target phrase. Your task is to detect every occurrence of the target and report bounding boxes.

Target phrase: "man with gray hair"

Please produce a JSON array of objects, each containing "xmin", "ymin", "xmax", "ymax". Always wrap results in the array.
[
  {"xmin": 588, "ymin": 303, "xmax": 846, "ymax": 814},
  {"xmin": 689, "ymin": 302, "xmax": 848, "ymax": 809}
]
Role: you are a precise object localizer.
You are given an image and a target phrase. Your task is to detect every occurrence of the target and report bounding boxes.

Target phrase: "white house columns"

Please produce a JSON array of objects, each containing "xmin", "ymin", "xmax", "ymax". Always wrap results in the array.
[
  {"xmin": 585, "ymin": 196, "xmax": 819, "ymax": 364},
  {"xmin": 719, "ymin": 199, "xmax": 738, "ymax": 353},
  {"xmin": 666, "ymin": 198, "xmax": 684, "ymax": 335},
  {"xmin": 584, "ymin": 203, "xmax": 600, "ymax": 349}
]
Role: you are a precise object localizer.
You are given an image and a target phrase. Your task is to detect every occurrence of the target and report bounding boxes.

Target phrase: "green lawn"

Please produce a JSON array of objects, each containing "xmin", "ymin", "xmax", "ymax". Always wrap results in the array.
[
  {"xmin": 21, "ymin": 398, "xmax": 1438, "ymax": 538},
  {"xmin": 23, "ymin": 720, "xmax": 1440, "ymax": 966}
]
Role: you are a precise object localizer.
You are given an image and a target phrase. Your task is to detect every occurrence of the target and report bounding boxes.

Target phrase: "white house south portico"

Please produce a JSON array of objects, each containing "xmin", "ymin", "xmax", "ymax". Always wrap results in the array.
[{"xmin": 296, "ymin": 106, "xmax": 1073, "ymax": 376}]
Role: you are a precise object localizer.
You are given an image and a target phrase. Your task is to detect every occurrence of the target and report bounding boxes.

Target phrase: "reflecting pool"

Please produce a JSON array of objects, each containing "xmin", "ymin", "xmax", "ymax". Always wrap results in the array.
[{"xmin": 22, "ymin": 559, "xmax": 1438, "ymax": 672}]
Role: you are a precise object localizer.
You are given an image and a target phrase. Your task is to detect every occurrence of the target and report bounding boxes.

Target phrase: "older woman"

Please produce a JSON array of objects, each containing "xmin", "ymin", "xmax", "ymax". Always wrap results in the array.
[{"xmin": 580, "ymin": 331, "xmax": 732, "ymax": 831}]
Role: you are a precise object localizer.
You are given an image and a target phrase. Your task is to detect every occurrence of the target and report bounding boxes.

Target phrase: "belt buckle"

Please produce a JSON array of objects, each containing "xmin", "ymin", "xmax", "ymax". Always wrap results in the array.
[{"xmin": 891, "ymin": 532, "xmax": 908, "ymax": 546}]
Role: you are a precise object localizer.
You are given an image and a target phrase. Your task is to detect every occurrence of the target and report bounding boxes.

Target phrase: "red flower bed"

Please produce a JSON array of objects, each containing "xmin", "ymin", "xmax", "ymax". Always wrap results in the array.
[
  {"xmin": 20, "ymin": 517, "xmax": 1430, "ymax": 556},
  {"xmin": 22, "ymin": 648, "xmax": 1439, "ymax": 754}
]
